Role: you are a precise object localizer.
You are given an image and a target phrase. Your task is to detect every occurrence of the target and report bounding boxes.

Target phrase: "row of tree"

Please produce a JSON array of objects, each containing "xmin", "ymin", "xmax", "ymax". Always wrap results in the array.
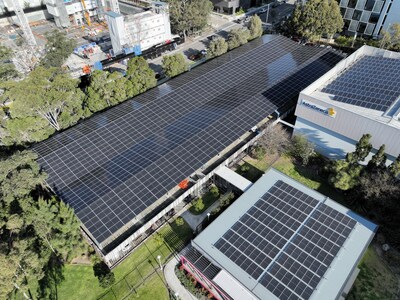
[
  {"xmin": 0, "ymin": 150, "xmax": 86, "ymax": 299},
  {"xmin": 207, "ymin": 15, "xmax": 263, "ymax": 58}
]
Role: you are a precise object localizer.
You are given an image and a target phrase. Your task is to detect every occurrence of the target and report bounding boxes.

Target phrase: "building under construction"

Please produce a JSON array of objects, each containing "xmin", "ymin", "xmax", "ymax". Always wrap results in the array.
[{"xmin": 45, "ymin": 0, "xmax": 120, "ymax": 28}]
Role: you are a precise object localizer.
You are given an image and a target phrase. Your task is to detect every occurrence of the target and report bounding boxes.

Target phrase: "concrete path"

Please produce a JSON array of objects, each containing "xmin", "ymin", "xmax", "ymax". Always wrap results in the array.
[
  {"xmin": 164, "ymin": 255, "xmax": 198, "ymax": 300},
  {"xmin": 181, "ymin": 199, "xmax": 221, "ymax": 231}
]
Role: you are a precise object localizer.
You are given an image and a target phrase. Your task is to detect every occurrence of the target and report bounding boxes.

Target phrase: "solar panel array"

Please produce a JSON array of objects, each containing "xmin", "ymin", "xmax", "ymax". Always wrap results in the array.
[
  {"xmin": 322, "ymin": 55, "xmax": 400, "ymax": 112},
  {"xmin": 32, "ymin": 36, "xmax": 344, "ymax": 246},
  {"xmin": 214, "ymin": 180, "xmax": 356, "ymax": 300}
]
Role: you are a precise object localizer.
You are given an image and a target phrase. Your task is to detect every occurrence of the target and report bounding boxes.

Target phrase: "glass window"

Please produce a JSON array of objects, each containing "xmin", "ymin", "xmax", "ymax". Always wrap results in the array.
[
  {"xmin": 369, "ymin": 12, "xmax": 380, "ymax": 23},
  {"xmin": 353, "ymin": 10, "xmax": 362, "ymax": 20},
  {"xmin": 358, "ymin": 22, "xmax": 367, "ymax": 33},
  {"xmin": 364, "ymin": 0, "xmax": 375, "ymax": 10},
  {"xmin": 348, "ymin": 0, "xmax": 357, "ymax": 8}
]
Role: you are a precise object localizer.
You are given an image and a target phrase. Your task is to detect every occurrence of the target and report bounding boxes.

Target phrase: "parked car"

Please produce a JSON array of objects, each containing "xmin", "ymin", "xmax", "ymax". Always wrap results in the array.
[{"xmin": 207, "ymin": 35, "xmax": 218, "ymax": 41}]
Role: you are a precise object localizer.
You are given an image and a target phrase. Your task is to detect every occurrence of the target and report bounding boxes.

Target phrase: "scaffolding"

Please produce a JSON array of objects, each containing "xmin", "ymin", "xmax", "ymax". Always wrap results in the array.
[{"xmin": 4, "ymin": 0, "xmax": 36, "ymax": 46}]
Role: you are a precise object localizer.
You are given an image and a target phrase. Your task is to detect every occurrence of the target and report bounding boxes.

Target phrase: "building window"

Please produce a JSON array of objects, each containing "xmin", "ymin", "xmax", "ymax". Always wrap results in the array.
[
  {"xmin": 348, "ymin": 0, "xmax": 357, "ymax": 8},
  {"xmin": 352, "ymin": 10, "xmax": 363, "ymax": 20},
  {"xmin": 358, "ymin": 22, "xmax": 367, "ymax": 33},
  {"xmin": 369, "ymin": 12, "xmax": 380, "ymax": 23},
  {"xmin": 364, "ymin": 0, "xmax": 375, "ymax": 10}
]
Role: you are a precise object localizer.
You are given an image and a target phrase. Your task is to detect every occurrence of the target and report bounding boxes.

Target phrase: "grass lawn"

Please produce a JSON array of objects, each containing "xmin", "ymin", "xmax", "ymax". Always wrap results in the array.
[
  {"xmin": 347, "ymin": 246, "xmax": 398, "ymax": 300},
  {"xmin": 56, "ymin": 218, "xmax": 192, "ymax": 300},
  {"xmin": 272, "ymin": 156, "xmax": 347, "ymax": 205},
  {"xmin": 189, "ymin": 190, "xmax": 219, "ymax": 215}
]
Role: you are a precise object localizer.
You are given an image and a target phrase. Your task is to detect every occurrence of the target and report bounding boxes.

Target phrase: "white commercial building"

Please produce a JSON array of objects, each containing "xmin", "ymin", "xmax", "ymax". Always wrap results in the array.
[
  {"xmin": 105, "ymin": 1, "xmax": 171, "ymax": 55},
  {"xmin": 182, "ymin": 169, "xmax": 377, "ymax": 300},
  {"xmin": 294, "ymin": 45, "xmax": 400, "ymax": 161},
  {"xmin": 339, "ymin": 0, "xmax": 400, "ymax": 37}
]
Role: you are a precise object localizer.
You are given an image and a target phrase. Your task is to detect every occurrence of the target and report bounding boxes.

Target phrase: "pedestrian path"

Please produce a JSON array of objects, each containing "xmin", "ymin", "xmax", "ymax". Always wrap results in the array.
[{"xmin": 164, "ymin": 255, "xmax": 198, "ymax": 300}]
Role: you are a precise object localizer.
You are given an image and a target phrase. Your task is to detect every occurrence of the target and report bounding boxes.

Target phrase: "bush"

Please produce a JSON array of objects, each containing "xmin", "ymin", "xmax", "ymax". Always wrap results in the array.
[
  {"xmin": 251, "ymin": 145, "xmax": 267, "ymax": 160},
  {"xmin": 175, "ymin": 265, "xmax": 209, "ymax": 298},
  {"xmin": 220, "ymin": 192, "xmax": 235, "ymax": 208},
  {"xmin": 209, "ymin": 185, "xmax": 219, "ymax": 198},
  {"xmin": 93, "ymin": 261, "xmax": 115, "ymax": 288},
  {"xmin": 193, "ymin": 197, "xmax": 205, "ymax": 212},
  {"xmin": 99, "ymin": 272, "xmax": 115, "ymax": 288},
  {"xmin": 207, "ymin": 37, "xmax": 228, "ymax": 58},
  {"xmin": 162, "ymin": 53, "xmax": 188, "ymax": 78},
  {"xmin": 175, "ymin": 217, "xmax": 184, "ymax": 226},
  {"xmin": 239, "ymin": 164, "xmax": 250, "ymax": 174},
  {"xmin": 289, "ymin": 135, "xmax": 315, "ymax": 166},
  {"xmin": 235, "ymin": 7, "xmax": 245, "ymax": 15}
]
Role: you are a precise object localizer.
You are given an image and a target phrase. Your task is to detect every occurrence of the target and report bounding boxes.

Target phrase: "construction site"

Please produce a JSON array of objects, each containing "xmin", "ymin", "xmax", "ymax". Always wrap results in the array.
[{"xmin": 0, "ymin": 0, "xmax": 177, "ymax": 77}]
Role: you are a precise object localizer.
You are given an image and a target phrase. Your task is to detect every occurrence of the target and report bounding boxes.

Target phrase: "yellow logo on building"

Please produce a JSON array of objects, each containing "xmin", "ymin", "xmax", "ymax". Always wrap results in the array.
[{"xmin": 328, "ymin": 108, "xmax": 336, "ymax": 117}]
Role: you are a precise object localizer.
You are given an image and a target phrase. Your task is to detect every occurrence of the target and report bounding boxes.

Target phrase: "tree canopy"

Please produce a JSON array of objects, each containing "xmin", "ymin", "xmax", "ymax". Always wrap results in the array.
[
  {"xmin": 0, "ymin": 67, "xmax": 84, "ymax": 145},
  {"xmin": 227, "ymin": 28, "xmax": 250, "ymax": 50},
  {"xmin": 248, "ymin": 15, "xmax": 263, "ymax": 40},
  {"xmin": 167, "ymin": 0, "xmax": 213, "ymax": 38},
  {"xmin": 41, "ymin": 30, "xmax": 77, "ymax": 68},
  {"xmin": 84, "ymin": 70, "xmax": 132, "ymax": 114},
  {"xmin": 207, "ymin": 37, "xmax": 228, "ymax": 58},
  {"xmin": 287, "ymin": 0, "xmax": 343, "ymax": 40},
  {"xmin": 126, "ymin": 56, "xmax": 157, "ymax": 95},
  {"xmin": 380, "ymin": 23, "xmax": 400, "ymax": 51},
  {"xmin": 0, "ymin": 45, "xmax": 18, "ymax": 81},
  {"xmin": 0, "ymin": 151, "xmax": 85, "ymax": 299},
  {"xmin": 162, "ymin": 53, "xmax": 188, "ymax": 78}
]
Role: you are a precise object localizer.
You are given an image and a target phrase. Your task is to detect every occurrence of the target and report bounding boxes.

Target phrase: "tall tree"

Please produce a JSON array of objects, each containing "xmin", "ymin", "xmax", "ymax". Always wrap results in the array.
[
  {"xmin": 126, "ymin": 57, "xmax": 157, "ymax": 96},
  {"xmin": 84, "ymin": 70, "xmax": 132, "ymax": 113},
  {"xmin": 367, "ymin": 144, "xmax": 387, "ymax": 171},
  {"xmin": 287, "ymin": 0, "xmax": 343, "ymax": 40},
  {"xmin": 0, "ymin": 67, "xmax": 84, "ymax": 144},
  {"xmin": 328, "ymin": 160, "xmax": 362, "ymax": 190},
  {"xmin": 41, "ymin": 30, "xmax": 77, "ymax": 68},
  {"xmin": 248, "ymin": 15, "xmax": 263, "ymax": 40},
  {"xmin": 162, "ymin": 53, "xmax": 188, "ymax": 78},
  {"xmin": 388, "ymin": 154, "xmax": 400, "ymax": 177},
  {"xmin": 167, "ymin": 0, "xmax": 213, "ymax": 38},
  {"xmin": 346, "ymin": 133, "xmax": 372, "ymax": 163},
  {"xmin": 207, "ymin": 37, "xmax": 228, "ymax": 58},
  {"xmin": 258, "ymin": 123, "xmax": 290, "ymax": 155},
  {"xmin": 227, "ymin": 28, "xmax": 250, "ymax": 50}
]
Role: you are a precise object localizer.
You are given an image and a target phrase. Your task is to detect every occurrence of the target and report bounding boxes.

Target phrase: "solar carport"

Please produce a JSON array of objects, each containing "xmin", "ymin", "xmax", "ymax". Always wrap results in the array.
[{"xmin": 32, "ymin": 35, "xmax": 344, "ymax": 264}]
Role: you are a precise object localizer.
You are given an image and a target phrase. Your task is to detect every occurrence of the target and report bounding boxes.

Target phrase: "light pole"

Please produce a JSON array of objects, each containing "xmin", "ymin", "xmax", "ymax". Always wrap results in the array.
[
  {"xmin": 157, "ymin": 255, "xmax": 163, "ymax": 270},
  {"xmin": 266, "ymin": 3, "xmax": 270, "ymax": 24},
  {"xmin": 207, "ymin": 212, "xmax": 211, "ymax": 222}
]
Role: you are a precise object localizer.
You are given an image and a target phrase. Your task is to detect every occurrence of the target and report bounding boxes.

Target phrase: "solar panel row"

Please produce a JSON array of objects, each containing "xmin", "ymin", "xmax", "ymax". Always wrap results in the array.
[
  {"xmin": 322, "ymin": 55, "xmax": 400, "ymax": 112},
  {"xmin": 33, "ymin": 36, "xmax": 344, "ymax": 246},
  {"xmin": 214, "ymin": 180, "xmax": 357, "ymax": 300}
]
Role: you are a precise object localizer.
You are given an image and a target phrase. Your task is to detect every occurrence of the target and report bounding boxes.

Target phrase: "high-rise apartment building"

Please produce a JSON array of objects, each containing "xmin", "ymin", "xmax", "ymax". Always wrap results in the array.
[{"xmin": 339, "ymin": 0, "xmax": 400, "ymax": 37}]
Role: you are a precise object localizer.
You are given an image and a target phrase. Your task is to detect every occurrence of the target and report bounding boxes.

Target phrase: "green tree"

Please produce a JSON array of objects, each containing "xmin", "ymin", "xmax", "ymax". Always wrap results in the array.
[
  {"xmin": 367, "ymin": 144, "xmax": 387, "ymax": 171},
  {"xmin": 162, "ymin": 53, "xmax": 188, "ymax": 78},
  {"xmin": 251, "ymin": 145, "xmax": 267, "ymax": 160},
  {"xmin": 0, "ymin": 45, "xmax": 19, "ymax": 81},
  {"xmin": 84, "ymin": 70, "xmax": 131, "ymax": 113},
  {"xmin": 248, "ymin": 15, "xmax": 263, "ymax": 40},
  {"xmin": 289, "ymin": 135, "xmax": 315, "ymax": 166},
  {"xmin": 227, "ymin": 28, "xmax": 250, "ymax": 50},
  {"xmin": 207, "ymin": 37, "xmax": 228, "ymax": 58},
  {"xmin": 287, "ymin": 0, "xmax": 343, "ymax": 40},
  {"xmin": 380, "ymin": 23, "xmax": 400, "ymax": 50},
  {"xmin": 346, "ymin": 134, "xmax": 372, "ymax": 163},
  {"xmin": 194, "ymin": 197, "xmax": 205, "ymax": 212},
  {"xmin": 175, "ymin": 217, "xmax": 185, "ymax": 226},
  {"xmin": 209, "ymin": 185, "xmax": 219, "ymax": 198},
  {"xmin": 0, "ymin": 67, "xmax": 84, "ymax": 144},
  {"xmin": 126, "ymin": 56, "xmax": 157, "ymax": 97},
  {"xmin": 167, "ymin": 0, "xmax": 213, "ymax": 38},
  {"xmin": 328, "ymin": 160, "xmax": 362, "ymax": 190},
  {"xmin": 388, "ymin": 154, "xmax": 400, "ymax": 177},
  {"xmin": 41, "ymin": 30, "xmax": 76, "ymax": 68}
]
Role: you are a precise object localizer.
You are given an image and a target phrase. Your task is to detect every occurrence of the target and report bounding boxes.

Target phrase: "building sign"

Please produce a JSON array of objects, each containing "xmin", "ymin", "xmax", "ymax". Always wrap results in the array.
[{"xmin": 300, "ymin": 100, "xmax": 336, "ymax": 118}]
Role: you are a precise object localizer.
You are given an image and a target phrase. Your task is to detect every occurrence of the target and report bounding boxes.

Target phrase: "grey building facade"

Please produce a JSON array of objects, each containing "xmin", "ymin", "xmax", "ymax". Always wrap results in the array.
[
  {"xmin": 339, "ymin": 0, "xmax": 400, "ymax": 37},
  {"xmin": 211, "ymin": 0, "xmax": 262, "ymax": 14}
]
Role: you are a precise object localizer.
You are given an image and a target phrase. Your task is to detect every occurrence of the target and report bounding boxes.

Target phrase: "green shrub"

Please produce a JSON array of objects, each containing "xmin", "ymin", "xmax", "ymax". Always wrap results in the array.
[
  {"xmin": 239, "ymin": 164, "xmax": 250, "ymax": 174},
  {"xmin": 193, "ymin": 197, "xmax": 205, "ymax": 212},
  {"xmin": 220, "ymin": 192, "xmax": 235, "ymax": 208},
  {"xmin": 289, "ymin": 135, "xmax": 315, "ymax": 166},
  {"xmin": 235, "ymin": 7, "xmax": 245, "ymax": 15},
  {"xmin": 209, "ymin": 185, "xmax": 219, "ymax": 197},
  {"xmin": 175, "ymin": 217, "xmax": 184, "ymax": 226}
]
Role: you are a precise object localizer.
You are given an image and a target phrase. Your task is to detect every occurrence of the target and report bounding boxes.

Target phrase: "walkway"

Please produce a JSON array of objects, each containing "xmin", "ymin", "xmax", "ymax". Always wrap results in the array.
[
  {"xmin": 181, "ymin": 199, "xmax": 221, "ymax": 231},
  {"xmin": 164, "ymin": 255, "xmax": 198, "ymax": 300}
]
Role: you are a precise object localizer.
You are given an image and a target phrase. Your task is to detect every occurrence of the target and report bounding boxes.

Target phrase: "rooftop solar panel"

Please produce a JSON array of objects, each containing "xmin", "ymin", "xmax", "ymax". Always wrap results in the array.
[
  {"xmin": 213, "ymin": 180, "xmax": 356, "ymax": 300},
  {"xmin": 32, "ymin": 36, "xmax": 344, "ymax": 247},
  {"xmin": 322, "ymin": 55, "xmax": 400, "ymax": 112}
]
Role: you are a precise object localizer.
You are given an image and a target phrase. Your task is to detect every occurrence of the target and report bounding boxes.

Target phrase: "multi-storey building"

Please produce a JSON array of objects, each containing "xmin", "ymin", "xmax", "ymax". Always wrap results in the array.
[
  {"xmin": 105, "ymin": 2, "xmax": 171, "ymax": 54},
  {"xmin": 211, "ymin": 0, "xmax": 262, "ymax": 15},
  {"xmin": 338, "ymin": 0, "xmax": 400, "ymax": 37}
]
